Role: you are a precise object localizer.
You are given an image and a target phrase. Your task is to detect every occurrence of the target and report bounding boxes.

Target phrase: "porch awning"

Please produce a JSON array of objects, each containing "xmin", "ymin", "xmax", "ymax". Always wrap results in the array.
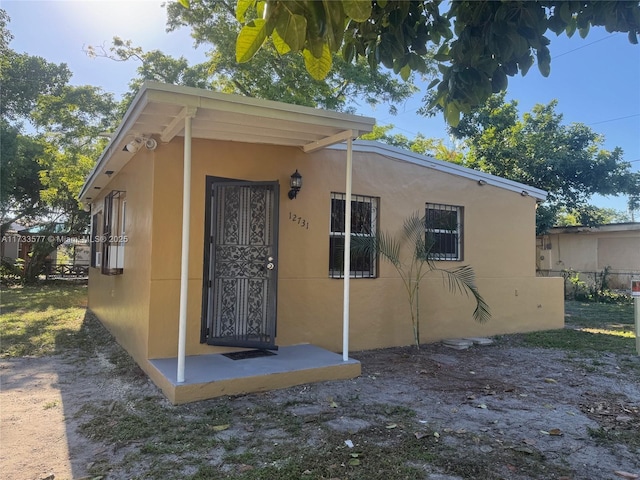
[{"xmin": 79, "ymin": 81, "xmax": 375, "ymax": 204}]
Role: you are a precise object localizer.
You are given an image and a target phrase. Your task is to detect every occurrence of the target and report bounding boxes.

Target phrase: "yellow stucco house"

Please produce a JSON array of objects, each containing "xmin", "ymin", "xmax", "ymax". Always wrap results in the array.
[
  {"xmin": 537, "ymin": 223, "xmax": 640, "ymax": 290},
  {"xmin": 79, "ymin": 82, "xmax": 563, "ymax": 404}
]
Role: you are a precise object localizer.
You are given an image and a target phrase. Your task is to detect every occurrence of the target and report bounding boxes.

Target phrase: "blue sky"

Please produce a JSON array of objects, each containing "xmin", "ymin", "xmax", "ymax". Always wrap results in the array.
[{"xmin": 4, "ymin": 0, "xmax": 639, "ymax": 214}]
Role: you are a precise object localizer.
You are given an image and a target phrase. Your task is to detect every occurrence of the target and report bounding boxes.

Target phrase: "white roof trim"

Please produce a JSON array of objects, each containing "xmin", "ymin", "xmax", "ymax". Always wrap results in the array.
[
  {"xmin": 544, "ymin": 223, "xmax": 640, "ymax": 234},
  {"xmin": 330, "ymin": 140, "xmax": 548, "ymax": 201}
]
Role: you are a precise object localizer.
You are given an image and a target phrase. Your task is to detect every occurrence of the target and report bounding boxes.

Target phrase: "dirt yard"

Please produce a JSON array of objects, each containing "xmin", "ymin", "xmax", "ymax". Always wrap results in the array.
[{"xmin": 1, "ymin": 314, "xmax": 639, "ymax": 480}]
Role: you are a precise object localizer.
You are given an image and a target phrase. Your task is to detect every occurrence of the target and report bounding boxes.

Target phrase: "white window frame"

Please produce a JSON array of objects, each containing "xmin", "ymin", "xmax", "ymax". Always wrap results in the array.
[
  {"xmin": 90, "ymin": 207, "xmax": 103, "ymax": 268},
  {"xmin": 102, "ymin": 190, "xmax": 126, "ymax": 275}
]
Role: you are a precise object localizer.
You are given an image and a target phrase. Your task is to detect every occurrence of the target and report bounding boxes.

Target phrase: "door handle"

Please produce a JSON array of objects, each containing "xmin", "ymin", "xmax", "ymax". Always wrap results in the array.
[{"xmin": 266, "ymin": 262, "xmax": 275, "ymax": 270}]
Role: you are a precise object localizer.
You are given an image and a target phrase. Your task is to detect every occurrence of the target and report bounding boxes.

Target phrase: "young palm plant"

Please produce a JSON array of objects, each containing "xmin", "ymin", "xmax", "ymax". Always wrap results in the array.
[{"xmin": 353, "ymin": 212, "xmax": 491, "ymax": 348}]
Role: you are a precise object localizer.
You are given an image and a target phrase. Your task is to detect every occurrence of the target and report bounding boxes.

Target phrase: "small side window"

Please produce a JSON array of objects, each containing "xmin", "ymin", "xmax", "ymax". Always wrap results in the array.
[
  {"xmin": 102, "ymin": 190, "xmax": 126, "ymax": 275},
  {"xmin": 90, "ymin": 210, "xmax": 103, "ymax": 268}
]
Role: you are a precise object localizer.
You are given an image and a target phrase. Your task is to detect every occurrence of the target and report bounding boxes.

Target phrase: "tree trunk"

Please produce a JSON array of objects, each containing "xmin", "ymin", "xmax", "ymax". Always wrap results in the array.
[{"xmin": 22, "ymin": 241, "xmax": 57, "ymax": 284}]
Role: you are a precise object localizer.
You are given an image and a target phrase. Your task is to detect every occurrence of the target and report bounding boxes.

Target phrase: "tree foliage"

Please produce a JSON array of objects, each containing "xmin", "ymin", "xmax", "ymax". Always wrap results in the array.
[
  {"xmin": 0, "ymin": 11, "xmax": 71, "ymax": 122},
  {"xmin": 450, "ymin": 93, "xmax": 640, "ymax": 232},
  {"xmin": 0, "ymin": 122, "xmax": 47, "ymax": 234},
  {"xmin": 221, "ymin": 0, "xmax": 640, "ymax": 125},
  {"xmin": 361, "ymin": 124, "xmax": 464, "ymax": 163},
  {"xmin": 163, "ymin": 0, "xmax": 422, "ymax": 113},
  {"xmin": 86, "ymin": 37, "xmax": 213, "ymax": 116},
  {"xmin": 1, "ymin": 10, "xmax": 118, "ymax": 282},
  {"xmin": 555, "ymin": 206, "xmax": 630, "ymax": 226}
]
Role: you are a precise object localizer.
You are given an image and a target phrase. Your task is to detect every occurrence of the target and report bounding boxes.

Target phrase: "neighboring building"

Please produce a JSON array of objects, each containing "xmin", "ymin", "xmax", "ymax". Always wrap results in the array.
[
  {"xmin": 537, "ymin": 223, "xmax": 640, "ymax": 290},
  {"xmin": 1, "ymin": 223, "xmax": 26, "ymax": 261},
  {"xmin": 73, "ymin": 244, "xmax": 91, "ymax": 266},
  {"xmin": 79, "ymin": 82, "xmax": 564, "ymax": 404}
]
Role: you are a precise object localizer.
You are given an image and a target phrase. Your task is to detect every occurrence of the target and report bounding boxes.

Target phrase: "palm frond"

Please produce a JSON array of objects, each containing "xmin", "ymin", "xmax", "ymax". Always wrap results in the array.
[
  {"xmin": 435, "ymin": 265, "xmax": 492, "ymax": 323},
  {"xmin": 351, "ymin": 229, "xmax": 402, "ymax": 268},
  {"xmin": 377, "ymin": 230, "xmax": 402, "ymax": 268},
  {"xmin": 402, "ymin": 212, "xmax": 426, "ymax": 248}
]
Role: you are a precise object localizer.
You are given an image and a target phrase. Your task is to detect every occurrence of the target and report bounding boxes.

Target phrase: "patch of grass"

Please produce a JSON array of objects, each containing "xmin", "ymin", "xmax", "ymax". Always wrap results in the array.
[
  {"xmin": 215, "ymin": 427, "xmax": 574, "ymax": 480},
  {"xmin": 224, "ymin": 451, "xmax": 259, "ymax": 465},
  {"xmin": 0, "ymin": 284, "xmax": 88, "ymax": 357},
  {"xmin": 86, "ymin": 458, "xmax": 112, "ymax": 478},
  {"xmin": 79, "ymin": 396, "xmax": 228, "ymax": 447},
  {"xmin": 76, "ymin": 386, "xmax": 581, "ymax": 480},
  {"xmin": 522, "ymin": 328, "xmax": 636, "ymax": 355},
  {"xmin": 221, "ymin": 432, "xmax": 431, "ymax": 480},
  {"xmin": 364, "ymin": 403, "xmax": 417, "ymax": 419},
  {"xmin": 565, "ymin": 301, "xmax": 634, "ymax": 330},
  {"xmin": 188, "ymin": 466, "xmax": 221, "ymax": 480},
  {"xmin": 520, "ymin": 301, "xmax": 637, "ymax": 356},
  {"xmin": 43, "ymin": 400, "xmax": 59, "ymax": 410},
  {"xmin": 588, "ymin": 426, "xmax": 640, "ymax": 452},
  {"xmin": 618, "ymin": 357, "xmax": 640, "ymax": 375}
]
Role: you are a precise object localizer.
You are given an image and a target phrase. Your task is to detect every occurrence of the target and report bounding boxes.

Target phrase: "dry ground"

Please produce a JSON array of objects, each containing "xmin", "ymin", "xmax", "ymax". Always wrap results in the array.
[{"xmin": 1, "ymin": 311, "xmax": 640, "ymax": 480}]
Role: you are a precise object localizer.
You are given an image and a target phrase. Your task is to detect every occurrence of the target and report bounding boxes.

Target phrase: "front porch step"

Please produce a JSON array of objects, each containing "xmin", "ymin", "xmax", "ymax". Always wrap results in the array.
[{"xmin": 147, "ymin": 344, "xmax": 361, "ymax": 404}]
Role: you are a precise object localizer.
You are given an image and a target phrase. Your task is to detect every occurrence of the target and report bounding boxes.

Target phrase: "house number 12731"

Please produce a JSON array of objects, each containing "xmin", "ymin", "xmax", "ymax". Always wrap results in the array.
[{"xmin": 289, "ymin": 212, "xmax": 309, "ymax": 229}]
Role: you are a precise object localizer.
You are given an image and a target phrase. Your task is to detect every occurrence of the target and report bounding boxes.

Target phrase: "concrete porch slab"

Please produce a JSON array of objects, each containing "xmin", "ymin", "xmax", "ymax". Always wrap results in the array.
[{"xmin": 148, "ymin": 344, "xmax": 361, "ymax": 404}]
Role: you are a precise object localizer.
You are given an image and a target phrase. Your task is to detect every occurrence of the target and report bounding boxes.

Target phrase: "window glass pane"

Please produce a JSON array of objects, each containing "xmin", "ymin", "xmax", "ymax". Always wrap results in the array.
[
  {"xmin": 427, "ymin": 209, "xmax": 457, "ymax": 231},
  {"xmin": 352, "ymin": 201, "xmax": 372, "ymax": 234},
  {"xmin": 121, "ymin": 200, "xmax": 127, "ymax": 235},
  {"xmin": 431, "ymin": 233, "xmax": 458, "ymax": 255},
  {"xmin": 90, "ymin": 212, "xmax": 102, "ymax": 268},
  {"xmin": 329, "ymin": 236, "xmax": 344, "ymax": 276},
  {"xmin": 102, "ymin": 190, "xmax": 126, "ymax": 274},
  {"xmin": 330, "ymin": 198, "xmax": 345, "ymax": 233}
]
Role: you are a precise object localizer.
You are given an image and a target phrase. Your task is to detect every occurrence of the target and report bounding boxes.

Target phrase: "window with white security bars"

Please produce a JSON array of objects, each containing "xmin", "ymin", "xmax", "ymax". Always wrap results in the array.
[
  {"xmin": 425, "ymin": 203, "xmax": 463, "ymax": 261},
  {"xmin": 329, "ymin": 193, "xmax": 379, "ymax": 278}
]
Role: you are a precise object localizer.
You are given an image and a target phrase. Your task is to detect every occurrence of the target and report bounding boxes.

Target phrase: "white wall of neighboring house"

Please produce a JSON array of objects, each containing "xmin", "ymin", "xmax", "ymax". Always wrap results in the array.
[
  {"xmin": 537, "ymin": 223, "xmax": 640, "ymax": 290},
  {"xmin": 73, "ymin": 245, "xmax": 91, "ymax": 266},
  {"xmin": 1, "ymin": 235, "xmax": 20, "ymax": 260}
]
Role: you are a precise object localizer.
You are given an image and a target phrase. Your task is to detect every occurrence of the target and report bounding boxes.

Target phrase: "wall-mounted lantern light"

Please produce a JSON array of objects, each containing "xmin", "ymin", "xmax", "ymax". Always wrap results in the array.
[{"xmin": 288, "ymin": 169, "xmax": 302, "ymax": 199}]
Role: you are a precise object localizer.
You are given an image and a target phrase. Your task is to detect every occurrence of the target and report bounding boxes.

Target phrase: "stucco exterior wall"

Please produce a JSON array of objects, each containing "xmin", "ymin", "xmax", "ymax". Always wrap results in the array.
[
  {"xmin": 539, "ymin": 229, "xmax": 640, "ymax": 273},
  {"xmin": 537, "ymin": 228, "xmax": 640, "ymax": 289},
  {"xmin": 87, "ymin": 150, "xmax": 154, "ymax": 366},
  {"xmin": 597, "ymin": 234, "xmax": 640, "ymax": 271},
  {"xmin": 139, "ymin": 139, "xmax": 563, "ymax": 358}
]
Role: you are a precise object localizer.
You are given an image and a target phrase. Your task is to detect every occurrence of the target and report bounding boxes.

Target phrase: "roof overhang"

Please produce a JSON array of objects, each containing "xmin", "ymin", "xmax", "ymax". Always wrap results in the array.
[{"xmin": 79, "ymin": 81, "xmax": 375, "ymax": 204}]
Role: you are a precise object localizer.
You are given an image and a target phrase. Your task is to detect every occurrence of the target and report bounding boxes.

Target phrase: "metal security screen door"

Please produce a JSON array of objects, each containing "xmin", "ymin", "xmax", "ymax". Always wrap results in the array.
[{"xmin": 201, "ymin": 180, "xmax": 279, "ymax": 349}]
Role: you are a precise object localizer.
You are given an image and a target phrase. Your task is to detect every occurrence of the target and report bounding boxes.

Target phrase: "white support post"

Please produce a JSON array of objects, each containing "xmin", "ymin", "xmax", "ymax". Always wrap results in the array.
[
  {"xmin": 633, "ymin": 277, "xmax": 640, "ymax": 356},
  {"xmin": 635, "ymin": 296, "xmax": 639, "ymax": 356},
  {"xmin": 177, "ymin": 114, "xmax": 193, "ymax": 383},
  {"xmin": 342, "ymin": 136, "xmax": 354, "ymax": 362}
]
